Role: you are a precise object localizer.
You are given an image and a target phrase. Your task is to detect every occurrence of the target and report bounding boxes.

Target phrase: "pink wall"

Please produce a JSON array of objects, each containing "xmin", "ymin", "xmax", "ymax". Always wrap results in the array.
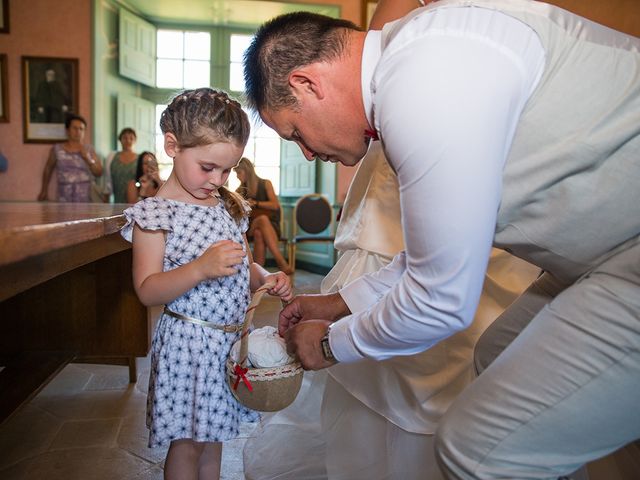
[
  {"xmin": 0, "ymin": 0, "xmax": 360, "ymax": 202},
  {"xmin": 0, "ymin": 0, "xmax": 92, "ymax": 201}
]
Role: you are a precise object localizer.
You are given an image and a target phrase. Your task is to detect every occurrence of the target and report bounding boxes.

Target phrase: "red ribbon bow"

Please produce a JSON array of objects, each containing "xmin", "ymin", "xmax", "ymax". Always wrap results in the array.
[{"xmin": 232, "ymin": 364, "xmax": 253, "ymax": 392}]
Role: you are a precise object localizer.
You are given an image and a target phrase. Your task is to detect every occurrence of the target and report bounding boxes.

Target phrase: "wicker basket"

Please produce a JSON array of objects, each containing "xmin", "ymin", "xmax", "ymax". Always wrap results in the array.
[{"xmin": 226, "ymin": 282, "xmax": 303, "ymax": 412}]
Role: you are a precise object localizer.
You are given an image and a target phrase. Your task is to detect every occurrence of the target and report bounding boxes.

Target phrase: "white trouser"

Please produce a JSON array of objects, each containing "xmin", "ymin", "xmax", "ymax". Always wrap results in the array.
[{"xmin": 435, "ymin": 240, "xmax": 640, "ymax": 479}]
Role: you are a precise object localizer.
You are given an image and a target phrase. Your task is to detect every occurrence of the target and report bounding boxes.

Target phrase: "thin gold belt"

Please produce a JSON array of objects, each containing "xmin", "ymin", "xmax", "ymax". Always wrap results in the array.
[{"xmin": 163, "ymin": 307, "xmax": 243, "ymax": 333}]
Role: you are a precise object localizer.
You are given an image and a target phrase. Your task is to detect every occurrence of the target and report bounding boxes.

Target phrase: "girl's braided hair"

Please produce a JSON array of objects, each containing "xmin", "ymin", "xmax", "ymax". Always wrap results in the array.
[{"xmin": 160, "ymin": 88, "xmax": 250, "ymax": 222}]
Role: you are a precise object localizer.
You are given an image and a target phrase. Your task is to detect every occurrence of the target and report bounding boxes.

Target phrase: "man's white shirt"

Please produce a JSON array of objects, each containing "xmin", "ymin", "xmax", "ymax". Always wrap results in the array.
[{"xmin": 330, "ymin": 5, "xmax": 545, "ymax": 362}]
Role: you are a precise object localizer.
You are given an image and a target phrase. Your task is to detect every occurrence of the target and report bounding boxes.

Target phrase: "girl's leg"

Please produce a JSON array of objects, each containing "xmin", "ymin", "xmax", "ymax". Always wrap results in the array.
[
  {"xmin": 164, "ymin": 439, "xmax": 205, "ymax": 480},
  {"xmin": 252, "ymin": 215, "xmax": 292, "ymax": 274},
  {"xmin": 198, "ymin": 442, "xmax": 223, "ymax": 480},
  {"xmin": 252, "ymin": 228, "xmax": 266, "ymax": 265}
]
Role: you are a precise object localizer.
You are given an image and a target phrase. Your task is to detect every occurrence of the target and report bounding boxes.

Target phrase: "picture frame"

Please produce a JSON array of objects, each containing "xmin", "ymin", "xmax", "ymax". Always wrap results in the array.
[
  {"xmin": 22, "ymin": 56, "xmax": 78, "ymax": 143},
  {"xmin": 361, "ymin": 0, "xmax": 377, "ymax": 29},
  {"xmin": 0, "ymin": 54, "xmax": 8, "ymax": 122},
  {"xmin": 0, "ymin": 0, "xmax": 9, "ymax": 34}
]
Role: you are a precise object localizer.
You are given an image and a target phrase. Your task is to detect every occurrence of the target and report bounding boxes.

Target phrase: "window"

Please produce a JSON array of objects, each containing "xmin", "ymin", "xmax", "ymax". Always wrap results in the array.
[
  {"xmin": 229, "ymin": 34, "xmax": 282, "ymax": 195},
  {"xmin": 229, "ymin": 34, "xmax": 253, "ymax": 93},
  {"xmin": 152, "ymin": 30, "xmax": 281, "ymax": 193},
  {"xmin": 156, "ymin": 30, "xmax": 210, "ymax": 88},
  {"xmin": 241, "ymin": 118, "xmax": 282, "ymax": 194},
  {"xmin": 155, "ymin": 103, "xmax": 281, "ymax": 194},
  {"xmin": 155, "ymin": 104, "xmax": 173, "ymax": 180}
]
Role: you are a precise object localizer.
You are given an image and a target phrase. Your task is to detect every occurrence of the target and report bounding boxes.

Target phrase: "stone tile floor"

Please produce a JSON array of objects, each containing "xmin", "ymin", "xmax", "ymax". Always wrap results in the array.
[
  {"xmin": 0, "ymin": 270, "xmax": 324, "ymax": 480},
  {"xmin": 0, "ymin": 268, "xmax": 637, "ymax": 479}
]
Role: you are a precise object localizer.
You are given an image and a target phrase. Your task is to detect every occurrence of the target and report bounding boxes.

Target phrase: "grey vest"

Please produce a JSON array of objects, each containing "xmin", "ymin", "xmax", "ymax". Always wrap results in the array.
[{"xmin": 384, "ymin": 0, "xmax": 640, "ymax": 282}]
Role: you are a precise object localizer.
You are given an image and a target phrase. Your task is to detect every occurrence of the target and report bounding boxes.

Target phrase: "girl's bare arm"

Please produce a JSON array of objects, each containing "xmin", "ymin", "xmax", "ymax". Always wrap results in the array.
[{"xmin": 246, "ymin": 234, "xmax": 293, "ymax": 301}]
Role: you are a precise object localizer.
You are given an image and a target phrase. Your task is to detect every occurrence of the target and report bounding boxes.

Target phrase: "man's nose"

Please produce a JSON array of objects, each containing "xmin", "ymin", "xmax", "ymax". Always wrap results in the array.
[{"xmin": 297, "ymin": 142, "xmax": 315, "ymax": 161}]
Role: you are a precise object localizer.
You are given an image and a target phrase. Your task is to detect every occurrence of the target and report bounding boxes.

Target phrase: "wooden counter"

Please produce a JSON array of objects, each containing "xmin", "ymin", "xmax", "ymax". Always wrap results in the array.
[{"xmin": 0, "ymin": 202, "xmax": 148, "ymax": 423}]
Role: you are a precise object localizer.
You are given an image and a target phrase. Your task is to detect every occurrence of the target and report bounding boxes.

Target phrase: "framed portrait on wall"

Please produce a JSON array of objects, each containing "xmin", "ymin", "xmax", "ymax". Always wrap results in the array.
[
  {"xmin": 0, "ymin": 54, "xmax": 8, "ymax": 122},
  {"xmin": 362, "ymin": 1, "xmax": 377, "ymax": 29},
  {"xmin": 0, "ymin": 0, "xmax": 9, "ymax": 34},
  {"xmin": 22, "ymin": 56, "xmax": 78, "ymax": 143}
]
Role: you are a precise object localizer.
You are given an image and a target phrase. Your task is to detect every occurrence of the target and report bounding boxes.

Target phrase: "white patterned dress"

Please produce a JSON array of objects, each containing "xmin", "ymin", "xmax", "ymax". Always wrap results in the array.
[{"xmin": 121, "ymin": 197, "xmax": 259, "ymax": 448}]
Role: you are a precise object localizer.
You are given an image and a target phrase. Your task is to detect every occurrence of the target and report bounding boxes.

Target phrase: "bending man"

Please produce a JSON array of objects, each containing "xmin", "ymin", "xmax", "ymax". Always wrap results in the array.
[{"xmin": 243, "ymin": 1, "xmax": 640, "ymax": 478}]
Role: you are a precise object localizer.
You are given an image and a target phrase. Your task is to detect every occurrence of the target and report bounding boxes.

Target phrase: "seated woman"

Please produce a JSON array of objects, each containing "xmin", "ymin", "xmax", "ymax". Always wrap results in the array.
[
  {"xmin": 234, "ymin": 157, "xmax": 292, "ymax": 274},
  {"xmin": 126, "ymin": 151, "xmax": 162, "ymax": 203}
]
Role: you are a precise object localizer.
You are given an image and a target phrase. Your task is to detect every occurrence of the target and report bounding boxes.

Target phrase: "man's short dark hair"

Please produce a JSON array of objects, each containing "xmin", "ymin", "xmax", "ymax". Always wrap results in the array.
[{"xmin": 243, "ymin": 12, "xmax": 360, "ymax": 113}]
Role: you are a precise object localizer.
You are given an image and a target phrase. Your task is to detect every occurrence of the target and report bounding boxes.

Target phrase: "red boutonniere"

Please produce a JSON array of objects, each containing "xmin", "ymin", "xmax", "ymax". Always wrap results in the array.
[{"xmin": 364, "ymin": 128, "xmax": 379, "ymax": 141}]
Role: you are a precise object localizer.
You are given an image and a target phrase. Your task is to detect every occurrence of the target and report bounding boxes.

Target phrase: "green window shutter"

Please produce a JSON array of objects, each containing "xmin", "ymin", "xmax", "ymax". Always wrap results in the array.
[
  {"xmin": 117, "ymin": 94, "xmax": 155, "ymax": 152},
  {"xmin": 280, "ymin": 140, "xmax": 315, "ymax": 196},
  {"xmin": 119, "ymin": 8, "xmax": 156, "ymax": 87}
]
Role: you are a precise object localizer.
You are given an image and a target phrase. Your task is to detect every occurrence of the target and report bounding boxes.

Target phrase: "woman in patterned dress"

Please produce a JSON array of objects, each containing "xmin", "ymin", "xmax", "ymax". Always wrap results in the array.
[
  {"xmin": 37, "ymin": 114, "xmax": 103, "ymax": 202},
  {"xmin": 121, "ymin": 88, "xmax": 292, "ymax": 480}
]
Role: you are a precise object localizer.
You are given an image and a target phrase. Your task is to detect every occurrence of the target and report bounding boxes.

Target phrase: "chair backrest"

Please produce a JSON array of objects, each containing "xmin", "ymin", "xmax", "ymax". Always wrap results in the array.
[{"xmin": 294, "ymin": 194, "xmax": 332, "ymax": 235}]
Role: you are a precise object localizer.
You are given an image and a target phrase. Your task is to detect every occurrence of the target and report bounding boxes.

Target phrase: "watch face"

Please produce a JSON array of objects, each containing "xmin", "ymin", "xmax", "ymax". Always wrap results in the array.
[{"xmin": 321, "ymin": 336, "xmax": 333, "ymax": 361}]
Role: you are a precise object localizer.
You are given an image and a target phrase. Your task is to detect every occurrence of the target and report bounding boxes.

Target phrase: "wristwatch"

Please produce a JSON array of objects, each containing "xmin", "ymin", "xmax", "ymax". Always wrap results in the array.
[{"xmin": 320, "ymin": 324, "xmax": 337, "ymax": 362}]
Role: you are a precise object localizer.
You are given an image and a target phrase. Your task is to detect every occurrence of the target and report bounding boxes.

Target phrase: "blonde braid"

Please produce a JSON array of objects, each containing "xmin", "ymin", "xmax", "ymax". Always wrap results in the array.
[{"xmin": 218, "ymin": 186, "xmax": 250, "ymax": 223}]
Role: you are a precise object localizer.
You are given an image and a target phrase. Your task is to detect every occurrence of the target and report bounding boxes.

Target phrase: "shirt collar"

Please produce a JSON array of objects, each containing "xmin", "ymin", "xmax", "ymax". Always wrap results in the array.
[{"xmin": 361, "ymin": 30, "xmax": 382, "ymax": 135}]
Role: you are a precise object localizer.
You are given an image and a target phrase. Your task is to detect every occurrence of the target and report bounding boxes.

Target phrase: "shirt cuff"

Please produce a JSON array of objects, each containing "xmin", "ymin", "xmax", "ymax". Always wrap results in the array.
[
  {"xmin": 328, "ymin": 314, "xmax": 365, "ymax": 363},
  {"xmin": 339, "ymin": 276, "xmax": 381, "ymax": 314}
]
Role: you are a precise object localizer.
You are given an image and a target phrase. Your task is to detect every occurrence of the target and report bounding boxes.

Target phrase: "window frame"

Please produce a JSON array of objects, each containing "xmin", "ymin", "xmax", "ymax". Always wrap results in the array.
[
  {"xmin": 147, "ymin": 25, "xmax": 282, "ymax": 188},
  {"xmin": 155, "ymin": 28, "xmax": 212, "ymax": 90}
]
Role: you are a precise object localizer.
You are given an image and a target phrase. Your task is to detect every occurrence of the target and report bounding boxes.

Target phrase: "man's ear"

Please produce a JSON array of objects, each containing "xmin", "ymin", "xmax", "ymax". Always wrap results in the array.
[
  {"xmin": 289, "ymin": 67, "xmax": 325, "ymax": 100},
  {"xmin": 164, "ymin": 133, "xmax": 179, "ymax": 158}
]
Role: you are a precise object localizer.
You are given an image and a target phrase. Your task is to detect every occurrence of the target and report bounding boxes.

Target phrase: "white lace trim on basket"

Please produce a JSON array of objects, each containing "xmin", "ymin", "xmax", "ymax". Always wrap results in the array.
[{"xmin": 227, "ymin": 360, "xmax": 303, "ymax": 381}]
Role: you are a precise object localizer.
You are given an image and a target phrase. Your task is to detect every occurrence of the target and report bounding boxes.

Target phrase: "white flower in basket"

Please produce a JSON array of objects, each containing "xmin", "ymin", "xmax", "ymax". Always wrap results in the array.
[{"xmin": 226, "ymin": 282, "xmax": 304, "ymax": 412}]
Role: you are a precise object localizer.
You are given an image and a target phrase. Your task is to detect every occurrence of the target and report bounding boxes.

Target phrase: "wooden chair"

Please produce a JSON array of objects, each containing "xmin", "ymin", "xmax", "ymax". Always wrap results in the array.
[{"xmin": 288, "ymin": 194, "xmax": 335, "ymax": 271}]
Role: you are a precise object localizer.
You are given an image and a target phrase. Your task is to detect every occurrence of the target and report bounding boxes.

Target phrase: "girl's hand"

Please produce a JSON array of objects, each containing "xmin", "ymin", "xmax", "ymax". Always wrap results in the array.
[
  {"xmin": 195, "ymin": 239, "xmax": 246, "ymax": 280},
  {"xmin": 264, "ymin": 271, "xmax": 293, "ymax": 303}
]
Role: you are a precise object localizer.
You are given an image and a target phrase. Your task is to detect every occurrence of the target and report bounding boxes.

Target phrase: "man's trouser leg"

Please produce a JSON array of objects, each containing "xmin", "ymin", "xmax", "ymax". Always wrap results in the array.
[{"xmin": 435, "ymin": 243, "xmax": 640, "ymax": 479}]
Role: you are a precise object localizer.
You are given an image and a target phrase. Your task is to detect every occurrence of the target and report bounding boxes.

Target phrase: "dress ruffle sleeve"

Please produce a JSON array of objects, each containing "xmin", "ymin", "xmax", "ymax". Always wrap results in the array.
[
  {"xmin": 120, "ymin": 197, "xmax": 175, "ymax": 242},
  {"xmin": 239, "ymin": 214, "xmax": 249, "ymax": 235}
]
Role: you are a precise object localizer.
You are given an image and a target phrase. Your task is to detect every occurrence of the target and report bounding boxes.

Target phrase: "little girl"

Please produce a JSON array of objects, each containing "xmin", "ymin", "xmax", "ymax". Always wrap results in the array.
[{"xmin": 121, "ymin": 88, "xmax": 292, "ymax": 480}]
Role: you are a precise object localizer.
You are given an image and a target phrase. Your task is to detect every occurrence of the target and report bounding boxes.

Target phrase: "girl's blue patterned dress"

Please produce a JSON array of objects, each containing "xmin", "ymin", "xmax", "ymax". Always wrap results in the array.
[{"xmin": 121, "ymin": 197, "xmax": 259, "ymax": 447}]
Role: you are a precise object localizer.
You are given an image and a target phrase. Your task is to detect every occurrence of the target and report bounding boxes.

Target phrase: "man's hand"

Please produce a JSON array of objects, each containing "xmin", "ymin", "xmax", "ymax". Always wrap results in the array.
[
  {"xmin": 278, "ymin": 292, "xmax": 350, "ymax": 336},
  {"xmin": 284, "ymin": 319, "xmax": 337, "ymax": 370}
]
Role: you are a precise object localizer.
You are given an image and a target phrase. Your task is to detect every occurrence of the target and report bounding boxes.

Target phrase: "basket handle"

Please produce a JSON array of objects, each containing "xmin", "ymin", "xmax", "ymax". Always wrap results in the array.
[{"xmin": 237, "ymin": 281, "xmax": 276, "ymax": 367}]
